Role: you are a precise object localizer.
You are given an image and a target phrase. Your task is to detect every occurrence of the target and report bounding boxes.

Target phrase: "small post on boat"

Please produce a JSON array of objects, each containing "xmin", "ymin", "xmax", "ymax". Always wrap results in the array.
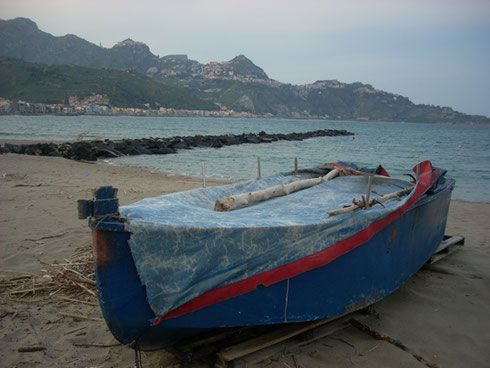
[
  {"xmin": 294, "ymin": 157, "xmax": 298, "ymax": 176},
  {"xmin": 201, "ymin": 163, "xmax": 206, "ymax": 187},
  {"xmin": 365, "ymin": 175, "xmax": 373, "ymax": 208},
  {"xmin": 257, "ymin": 156, "xmax": 261, "ymax": 180}
]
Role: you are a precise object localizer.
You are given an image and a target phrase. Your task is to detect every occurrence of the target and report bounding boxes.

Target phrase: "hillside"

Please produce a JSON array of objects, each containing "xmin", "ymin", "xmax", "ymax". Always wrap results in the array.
[
  {"xmin": 0, "ymin": 18, "xmax": 107, "ymax": 67},
  {"xmin": 0, "ymin": 58, "xmax": 218, "ymax": 110},
  {"xmin": 0, "ymin": 18, "xmax": 266, "ymax": 80},
  {"xmin": 1, "ymin": 17, "xmax": 488, "ymax": 123}
]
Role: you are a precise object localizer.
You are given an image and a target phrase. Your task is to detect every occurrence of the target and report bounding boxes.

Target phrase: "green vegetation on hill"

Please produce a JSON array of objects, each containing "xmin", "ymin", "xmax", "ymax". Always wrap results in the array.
[
  {"xmin": 0, "ymin": 58, "xmax": 218, "ymax": 110},
  {"xmin": 187, "ymin": 78, "xmax": 310, "ymax": 116},
  {"xmin": 1, "ymin": 17, "xmax": 489, "ymax": 123}
]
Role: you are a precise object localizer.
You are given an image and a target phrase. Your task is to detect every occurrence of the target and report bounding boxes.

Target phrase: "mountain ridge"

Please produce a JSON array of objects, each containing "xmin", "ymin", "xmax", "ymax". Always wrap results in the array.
[
  {"xmin": 1, "ymin": 17, "xmax": 488, "ymax": 124},
  {"xmin": 0, "ymin": 18, "xmax": 267, "ymax": 81}
]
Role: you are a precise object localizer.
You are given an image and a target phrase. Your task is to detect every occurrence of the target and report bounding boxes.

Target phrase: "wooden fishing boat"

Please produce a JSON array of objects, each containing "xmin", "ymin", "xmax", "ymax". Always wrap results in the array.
[{"xmin": 78, "ymin": 160, "xmax": 454, "ymax": 350}]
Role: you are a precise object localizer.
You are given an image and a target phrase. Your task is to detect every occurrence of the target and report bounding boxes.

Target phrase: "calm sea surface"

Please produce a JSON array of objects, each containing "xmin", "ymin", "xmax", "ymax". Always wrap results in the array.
[{"xmin": 1, "ymin": 115, "xmax": 489, "ymax": 202}]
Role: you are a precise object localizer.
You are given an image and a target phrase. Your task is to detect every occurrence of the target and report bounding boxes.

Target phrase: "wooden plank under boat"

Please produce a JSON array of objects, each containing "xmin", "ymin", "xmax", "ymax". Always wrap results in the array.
[{"xmin": 78, "ymin": 160, "xmax": 454, "ymax": 350}]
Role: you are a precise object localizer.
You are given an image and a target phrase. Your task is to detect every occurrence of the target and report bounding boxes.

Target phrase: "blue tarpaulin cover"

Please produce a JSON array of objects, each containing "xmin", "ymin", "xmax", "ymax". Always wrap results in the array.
[{"xmin": 120, "ymin": 174, "xmax": 414, "ymax": 317}]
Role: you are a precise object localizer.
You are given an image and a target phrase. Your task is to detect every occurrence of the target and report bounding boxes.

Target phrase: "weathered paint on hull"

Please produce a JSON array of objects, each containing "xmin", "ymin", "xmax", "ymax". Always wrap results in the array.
[{"xmin": 92, "ymin": 180, "xmax": 453, "ymax": 350}]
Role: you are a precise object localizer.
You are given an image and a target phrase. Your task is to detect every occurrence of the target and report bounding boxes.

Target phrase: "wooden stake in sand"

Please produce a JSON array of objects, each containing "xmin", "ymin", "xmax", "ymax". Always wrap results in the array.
[
  {"xmin": 214, "ymin": 169, "xmax": 339, "ymax": 212},
  {"xmin": 201, "ymin": 164, "xmax": 206, "ymax": 188},
  {"xmin": 257, "ymin": 156, "xmax": 261, "ymax": 180}
]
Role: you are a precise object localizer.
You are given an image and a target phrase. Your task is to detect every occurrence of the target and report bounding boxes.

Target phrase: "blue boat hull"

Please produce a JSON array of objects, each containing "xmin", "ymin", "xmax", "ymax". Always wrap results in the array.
[{"xmin": 90, "ymin": 177, "xmax": 454, "ymax": 350}]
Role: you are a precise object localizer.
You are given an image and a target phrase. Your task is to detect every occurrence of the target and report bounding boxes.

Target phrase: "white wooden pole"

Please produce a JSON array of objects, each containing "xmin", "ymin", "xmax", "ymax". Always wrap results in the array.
[{"xmin": 201, "ymin": 163, "xmax": 206, "ymax": 187}]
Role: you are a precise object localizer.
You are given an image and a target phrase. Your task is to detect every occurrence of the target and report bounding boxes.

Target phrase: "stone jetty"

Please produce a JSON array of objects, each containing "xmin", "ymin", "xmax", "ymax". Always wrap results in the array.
[{"xmin": 0, "ymin": 129, "xmax": 354, "ymax": 161}]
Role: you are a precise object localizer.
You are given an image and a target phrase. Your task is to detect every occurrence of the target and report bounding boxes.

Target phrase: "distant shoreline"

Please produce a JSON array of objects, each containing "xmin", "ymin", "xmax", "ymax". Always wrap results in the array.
[{"xmin": 1, "ymin": 112, "xmax": 489, "ymax": 126}]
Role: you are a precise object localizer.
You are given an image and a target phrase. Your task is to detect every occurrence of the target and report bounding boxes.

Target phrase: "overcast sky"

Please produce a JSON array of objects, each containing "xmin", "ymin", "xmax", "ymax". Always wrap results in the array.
[{"xmin": 1, "ymin": 0, "xmax": 490, "ymax": 116}]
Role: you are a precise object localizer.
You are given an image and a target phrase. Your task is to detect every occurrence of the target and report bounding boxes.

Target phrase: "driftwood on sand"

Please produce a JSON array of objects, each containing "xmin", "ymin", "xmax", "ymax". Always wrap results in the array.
[
  {"xmin": 18, "ymin": 346, "xmax": 47, "ymax": 353},
  {"xmin": 0, "ymin": 250, "xmax": 96, "ymax": 300}
]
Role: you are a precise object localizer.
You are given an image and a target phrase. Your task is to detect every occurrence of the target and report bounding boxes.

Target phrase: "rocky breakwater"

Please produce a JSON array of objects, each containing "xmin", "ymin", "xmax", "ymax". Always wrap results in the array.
[{"xmin": 0, "ymin": 129, "xmax": 354, "ymax": 161}]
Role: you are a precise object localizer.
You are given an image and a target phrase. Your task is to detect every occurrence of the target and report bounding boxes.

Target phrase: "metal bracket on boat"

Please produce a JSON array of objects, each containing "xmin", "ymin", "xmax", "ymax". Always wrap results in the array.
[{"xmin": 78, "ymin": 186, "xmax": 119, "ymax": 219}]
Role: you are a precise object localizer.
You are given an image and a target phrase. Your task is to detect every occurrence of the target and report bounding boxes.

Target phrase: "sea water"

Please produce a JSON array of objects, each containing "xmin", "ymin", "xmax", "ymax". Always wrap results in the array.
[{"xmin": 1, "ymin": 115, "xmax": 489, "ymax": 202}]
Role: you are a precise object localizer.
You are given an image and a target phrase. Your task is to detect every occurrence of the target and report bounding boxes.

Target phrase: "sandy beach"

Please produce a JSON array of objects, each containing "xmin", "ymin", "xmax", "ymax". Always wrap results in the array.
[{"xmin": 1, "ymin": 153, "xmax": 489, "ymax": 368}]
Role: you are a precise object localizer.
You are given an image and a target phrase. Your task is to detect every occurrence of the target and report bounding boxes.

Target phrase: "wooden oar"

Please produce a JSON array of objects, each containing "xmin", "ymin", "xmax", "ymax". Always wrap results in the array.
[{"xmin": 214, "ymin": 169, "xmax": 339, "ymax": 212}]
